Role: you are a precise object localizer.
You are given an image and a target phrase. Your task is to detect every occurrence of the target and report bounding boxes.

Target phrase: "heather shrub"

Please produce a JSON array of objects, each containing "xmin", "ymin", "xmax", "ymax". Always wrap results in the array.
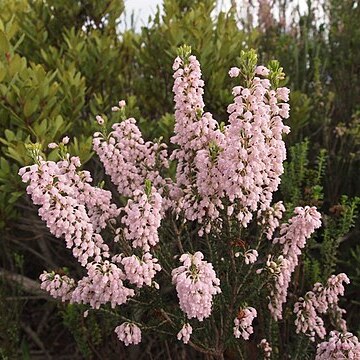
[
  {"xmin": 18, "ymin": 47, "xmax": 359, "ymax": 359},
  {"xmin": 1, "ymin": 0, "xmax": 360, "ymax": 358}
]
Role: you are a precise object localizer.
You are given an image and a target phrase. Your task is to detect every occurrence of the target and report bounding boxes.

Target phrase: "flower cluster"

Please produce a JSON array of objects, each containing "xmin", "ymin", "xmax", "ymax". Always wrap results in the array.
[
  {"xmin": 93, "ymin": 117, "xmax": 168, "ymax": 197},
  {"xmin": 170, "ymin": 53, "xmax": 291, "ymax": 233},
  {"xmin": 269, "ymin": 206, "xmax": 322, "ymax": 320},
  {"xmin": 218, "ymin": 72, "xmax": 290, "ymax": 227},
  {"xmin": 120, "ymin": 187, "xmax": 162, "ymax": 252},
  {"xmin": 171, "ymin": 54, "xmax": 224, "ymax": 231},
  {"xmin": 294, "ymin": 273, "xmax": 350, "ymax": 340},
  {"xmin": 172, "ymin": 252, "xmax": 221, "ymax": 321},
  {"xmin": 76, "ymin": 183, "xmax": 120, "ymax": 232},
  {"xmin": 20, "ymin": 49, "xmax": 353, "ymax": 356},
  {"xmin": 115, "ymin": 323, "xmax": 142, "ymax": 346},
  {"xmin": 177, "ymin": 323, "xmax": 193, "ymax": 344},
  {"xmin": 243, "ymin": 249, "xmax": 258, "ymax": 264},
  {"xmin": 313, "ymin": 273, "xmax": 350, "ymax": 314},
  {"xmin": 294, "ymin": 291, "xmax": 326, "ymax": 341},
  {"xmin": 258, "ymin": 338, "xmax": 272, "ymax": 359},
  {"xmin": 233, "ymin": 307, "xmax": 257, "ymax": 340},
  {"xmin": 316, "ymin": 331, "xmax": 360, "ymax": 360},
  {"xmin": 39, "ymin": 271, "xmax": 75, "ymax": 301},
  {"xmin": 258, "ymin": 201, "xmax": 285, "ymax": 240},
  {"xmin": 121, "ymin": 253, "xmax": 161, "ymax": 288},
  {"xmin": 71, "ymin": 261, "xmax": 134, "ymax": 309},
  {"xmin": 19, "ymin": 157, "xmax": 112, "ymax": 266}
]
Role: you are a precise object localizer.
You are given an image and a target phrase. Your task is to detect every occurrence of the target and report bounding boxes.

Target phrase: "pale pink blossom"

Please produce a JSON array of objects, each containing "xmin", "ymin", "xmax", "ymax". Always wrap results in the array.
[
  {"xmin": 177, "ymin": 323, "xmax": 192, "ymax": 344},
  {"xmin": 19, "ymin": 157, "xmax": 116, "ymax": 266},
  {"xmin": 71, "ymin": 261, "xmax": 134, "ymax": 309},
  {"xmin": 316, "ymin": 331, "xmax": 360, "ymax": 360},
  {"xmin": 121, "ymin": 253, "xmax": 161, "ymax": 288},
  {"xmin": 294, "ymin": 291, "xmax": 326, "ymax": 341},
  {"xmin": 48, "ymin": 142, "xmax": 58, "ymax": 149},
  {"xmin": 172, "ymin": 252, "xmax": 221, "ymax": 321},
  {"xmin": 170, "ymin": 53, "xmax": 225, "ymax": 229},
  {"xmin": 170, "ymin": 52, "xmax": 291, "ymax": 232},
  {"xmin": 276, "ymin": 87, "xmax": 290, "ymax": 102},
  {"xmin": 269, "ymin": 206, "xmax": 321, "ymax": 320},
  {"xmin": 244, "ymin": 249, "xmax": 258, "ymax": 264},
  {"xmin": 96, "ymin": 115, "xmax": 104, "ymax": 125},
  {"xmin": 258, "ymin": 201, "xmax": 285, "ymax": 240},
  {"xmin": 294, "ymin": 273, "xmax": 350, "ymax": 340},
  {"xmin": 93, "ymin": 118, "xmax": 168, "ymax": 197},
  {"xmin": 233, "ymin": 307, "xmax": 257, "ymax": 340},
  {"xmin": 39, "ymin": 271, "xmax": 75, "ymax": 301},
  {"xmin": 120, "ymin": 187, "xmax": 162, "ymax": 252},
  {"xmin": 218, "ymin": 70, "xmax": 290, "ymax": 228},
  {"xmin": 255, "ymin": 65, "xmax": 270, "ymax": 77},
  {"xmin": 258, "ymin": 338, "xmax": 272, "ymax": 358},
  {"xmin": 115, "ymin": 323, "xmax": 141, "ymax": 346},
  {"xmin": 118, "ymin": 100, "xmax": 126, "ymax": 108},
  {"xmin": 229, "ymin": 67, "xmax": 240, "ymax": 78}
]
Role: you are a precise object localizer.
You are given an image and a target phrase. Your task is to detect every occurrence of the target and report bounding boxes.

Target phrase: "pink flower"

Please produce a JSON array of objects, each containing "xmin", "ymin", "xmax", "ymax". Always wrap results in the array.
[
  {"xmin": 115, "ymin": 323, "xmax": 141, "ymax": 346},
  {"xmin": 39, "ymin": 271, "xmax": 75, "ymax": 301},
  {"xmin": 121, "ymin": 187, "xmax": 162, "ymax": 252},
  {"xmin": 244, "ymin": 249, "xmax": 258, "ymax": 264},
  {"xmin": 96, "ymin": 115, "xmax": 104, "ymax": 125},
  {"xmin": 71, "ymin": 261, "xmax": 134, "ymax": 309},
  {"xmin": 269, "ymin": 206, "xmax": 321, "ymax": 320},
  {"xmin": 62, "ymin": 136, "xmax": 70, "ymax": 144},
  {"xmin": 258, "ymin": 339, "xmax": 272, "ymax": 358},
  {"xmin": 121, "ymin": 253, "xmax": 161, "ymax": 288},
  {"xmin": 255, "ymin": 65, "xmax": 270, "ymax": 77},
  {"xmin": 294, "ymin": 273, "xmax": 350, "ymax": 340},
  {"xmin": 177, "ymin": 323, "xmax": 192, "ymax": 344},
  {"xmin": 118, "ymin": 100, "xmax": 126, "ymax": 108},
  {"xmin": 19, "ymin": 157, "xmax": 117, "ymax": 266},
  {"xmin": 48, "ymin": 143, "xmax": 58, "ymax": 149},
  {"xmin": 172, "ymin": 56, "xmax": 182, "ymax": 71},
  {"xmin": 294, "ymin": 291, "xmax": 326, "ymax": 341},
  {"xmin": 276, "ymin": 87, "xmax": 290, "ymax": 102},
  {"xmin": 93, "ymin": 117, "xmax": 168, "ymax": 198},
  {"xmin": 172, "ymin": 252, "xmax": 221, "ymax": 321},
  {"xmin": 258, "ymin": 201, "xmax": 285, "ymax": 240},
  {"xmin": 229, "ymin": 67, "xmax": 240, "ymax": 78},
  {"xmin": 316, "ymin": 331, "xmax": 360, "ymax": 360},
  {"xmin": 233, "ymin": 307, "xmax": 257, "ymax": 340}
]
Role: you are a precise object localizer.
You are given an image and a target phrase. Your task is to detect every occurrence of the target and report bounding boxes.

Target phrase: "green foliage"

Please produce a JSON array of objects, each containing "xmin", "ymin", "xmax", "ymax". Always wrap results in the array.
[
  {"xmin": 280, "ymin": 139, "xmax": 359, "ymax": 293},
  {"xmin": 62, "ymin": 304, "xmax": 103, "ymax": 359},
  {"xmin": 134, "ymin": 0, "xmax": 254, "ymax": 120},
  {"xmin": 0, "ymin": 254, "xmax": 25, "ymax": 359},
  {"xmin": 0, "ymin": 0, "xmax": 129, "ymax": 229},
  {"xmin": 281, "ymin": 140, "xmax": 327, "ymax": 212},
  {"xmin": 321, "ymin": 196, "xmax": 360, "ymax": 280}
]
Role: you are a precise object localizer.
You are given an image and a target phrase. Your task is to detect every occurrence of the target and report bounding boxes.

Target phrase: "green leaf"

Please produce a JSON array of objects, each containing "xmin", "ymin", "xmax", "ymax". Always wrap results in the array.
[
  {"xmin": 0, "ymin": 61, "xmax": 6, "ymax": 82},
  {"xmin": 9, "ymin": 191, "xmax": 23, "ymax": 203},
  {"xmin": 0, "ymin": 157, "xmax": 10, "ymax": 174},
  {"xmin": 0, "ymin": 30, "xmax": 10, "ymax": 53},
  {"xmin": 23, "ymin": 96, "xmax": 39, "ymax": 117},
  {"xmin": 4, "ymin": 129, "xmax": 15, "ymax": 141}
]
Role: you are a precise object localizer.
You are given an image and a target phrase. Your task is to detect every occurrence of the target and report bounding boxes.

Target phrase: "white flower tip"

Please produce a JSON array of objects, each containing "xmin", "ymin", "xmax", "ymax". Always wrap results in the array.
[{"xmin": 62, "ymin": 136, "xmax": 70, "ymax": 145}]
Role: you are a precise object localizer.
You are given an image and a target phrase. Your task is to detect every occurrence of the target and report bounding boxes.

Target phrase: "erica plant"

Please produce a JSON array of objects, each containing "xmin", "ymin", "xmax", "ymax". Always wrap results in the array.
[{"xmin": 19, "ymin": 47, "xmax": 358, "ymax": 359}]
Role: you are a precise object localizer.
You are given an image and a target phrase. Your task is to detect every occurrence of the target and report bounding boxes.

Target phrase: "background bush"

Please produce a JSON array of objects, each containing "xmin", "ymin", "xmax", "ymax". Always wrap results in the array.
[{"xmin": 0, "ymin": 0, "xmax": 359, "ymax": 358}]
